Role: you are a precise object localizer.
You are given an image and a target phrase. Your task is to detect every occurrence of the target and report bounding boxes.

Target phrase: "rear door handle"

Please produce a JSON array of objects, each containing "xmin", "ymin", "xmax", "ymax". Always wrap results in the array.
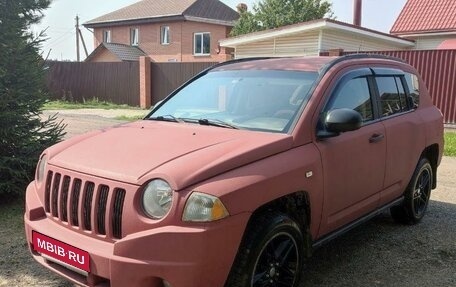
[{"xmin": 369, "ymin": 133, "xmax": 384, "ymax": 143}]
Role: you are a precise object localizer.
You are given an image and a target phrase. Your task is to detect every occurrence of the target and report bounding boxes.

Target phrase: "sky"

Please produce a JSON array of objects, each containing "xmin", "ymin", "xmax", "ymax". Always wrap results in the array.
[{"xmin": 33, "ymin": 0, "xmax": 407, "ymax": 61}]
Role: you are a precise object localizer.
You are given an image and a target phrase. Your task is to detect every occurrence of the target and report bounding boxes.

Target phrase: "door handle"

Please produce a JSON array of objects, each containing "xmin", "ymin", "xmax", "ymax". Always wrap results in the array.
[{"xmin": 369, "ymin": 133, "xmax": 384, "ymax": 143}]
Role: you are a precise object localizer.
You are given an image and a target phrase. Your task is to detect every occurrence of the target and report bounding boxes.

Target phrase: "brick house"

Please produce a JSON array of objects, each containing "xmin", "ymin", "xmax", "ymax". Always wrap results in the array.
[{"xmin": 83, "ymin": 0, "xmax": 239, "ymax": 62}]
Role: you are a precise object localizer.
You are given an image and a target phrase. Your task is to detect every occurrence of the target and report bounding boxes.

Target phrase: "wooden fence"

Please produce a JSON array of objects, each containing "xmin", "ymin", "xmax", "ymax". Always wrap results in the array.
[
  {"xmin": 150, "ymin": 62, "xmax": 218, "ymax": 104},
  {"xmin": 45, "ymin": 61, "xmax": 217, "ymax": 107},
  {"xmin": 46, "ymin": 52, "xmax": 455, "ymax": 123},
  {"xmin": 46, "ymin": 62, "xmax": 140, "ymax": 106}
]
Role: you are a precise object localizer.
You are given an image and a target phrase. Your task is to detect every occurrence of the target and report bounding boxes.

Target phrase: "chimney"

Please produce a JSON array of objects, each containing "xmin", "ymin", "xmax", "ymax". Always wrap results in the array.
[
  {"xmin": 353, "ymin": 0, "xmax": 362, "ymax": 26},
  {"xmin": 236, "ymin": 3, "xmax": 248, "ymax": 13}
]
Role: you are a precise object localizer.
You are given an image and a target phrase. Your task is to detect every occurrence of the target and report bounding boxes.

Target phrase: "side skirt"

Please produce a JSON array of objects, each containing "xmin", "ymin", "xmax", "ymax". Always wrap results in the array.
[{"xmin": 312, "ymin": 197, "xmax": 404, "ymax": 249}]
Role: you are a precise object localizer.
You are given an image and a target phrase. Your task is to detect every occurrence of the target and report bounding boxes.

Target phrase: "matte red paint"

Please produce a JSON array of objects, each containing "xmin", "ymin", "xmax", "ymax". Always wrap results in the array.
[{"xmin": 24, "ymin": 56, "xmax": 443, "ymax": 287}]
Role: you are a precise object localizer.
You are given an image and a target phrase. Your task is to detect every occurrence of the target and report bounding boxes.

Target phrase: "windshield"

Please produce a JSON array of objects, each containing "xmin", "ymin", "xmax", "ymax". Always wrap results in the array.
[{"xmin": 149, "ymin": 70, "xmax": 318, "ymax": 133}]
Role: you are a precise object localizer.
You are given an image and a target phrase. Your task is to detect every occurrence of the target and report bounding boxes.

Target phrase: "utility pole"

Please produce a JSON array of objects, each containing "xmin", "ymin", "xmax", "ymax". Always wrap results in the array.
[
  {"xmin": 75, "ymin": 15, "xmax": 80, "ymax": 62},
  {"xmin": 78, "ymin": 29, "xmax": 89, "ymax": 58}
]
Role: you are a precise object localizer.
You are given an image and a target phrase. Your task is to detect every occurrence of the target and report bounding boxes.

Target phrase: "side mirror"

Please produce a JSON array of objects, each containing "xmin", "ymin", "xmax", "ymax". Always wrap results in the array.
[
  {"xmin": 326, "ymin": 108, "xmax": 362, "ymax": 133},
  {"xmin": 317, "ymin": 108, "xmax": 362, "ymax": 139}
]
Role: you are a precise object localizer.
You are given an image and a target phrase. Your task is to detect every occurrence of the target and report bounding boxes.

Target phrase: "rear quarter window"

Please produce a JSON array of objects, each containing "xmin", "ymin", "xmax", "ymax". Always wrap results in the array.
[
  {"xmin": 376, "ymin": 76, "xmax": 408, "ymax": 117},
  {"xmin": 404, "ymin": 73, "xmax": 420, "ymax": 109}
]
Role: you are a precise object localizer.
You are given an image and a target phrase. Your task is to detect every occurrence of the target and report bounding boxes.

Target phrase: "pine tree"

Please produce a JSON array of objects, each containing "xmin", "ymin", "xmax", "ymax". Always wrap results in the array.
[
  {"xmin": 0, "ymin": 0, "xmax": 65, "ymax": 198},
  {"xmin": 231, "ymin": 0, "xmax": 334, "ymax": 36}
]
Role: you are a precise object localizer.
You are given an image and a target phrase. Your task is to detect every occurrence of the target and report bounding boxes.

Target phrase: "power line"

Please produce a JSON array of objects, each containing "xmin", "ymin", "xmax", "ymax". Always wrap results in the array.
[{"xmin": 43, "ymin": 30, "xmax": 74, "ymax": 49}]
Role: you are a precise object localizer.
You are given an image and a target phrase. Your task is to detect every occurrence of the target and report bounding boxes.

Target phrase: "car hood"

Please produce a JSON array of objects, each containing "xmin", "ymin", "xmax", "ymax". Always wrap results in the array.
[{"xmin": 47, "ymin": 121, "xmax": 293, "ymax": 190}]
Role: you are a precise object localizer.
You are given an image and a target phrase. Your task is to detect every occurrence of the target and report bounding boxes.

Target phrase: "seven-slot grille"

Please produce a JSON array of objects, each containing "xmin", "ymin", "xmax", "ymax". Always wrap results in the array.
[{"xmin": 44, "ymin": 170, "xmax": 126, "ymax": 239}]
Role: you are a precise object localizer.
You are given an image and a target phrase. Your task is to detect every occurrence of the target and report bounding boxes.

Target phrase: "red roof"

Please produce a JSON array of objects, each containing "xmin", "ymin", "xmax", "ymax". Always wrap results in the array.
[
  {"xmin": 437, "ymin": 39, "xmax": 456, "ymax": 49},
  {"xmin": 391, "ymin": 0, "xmax": 456, "ymax": 35}
]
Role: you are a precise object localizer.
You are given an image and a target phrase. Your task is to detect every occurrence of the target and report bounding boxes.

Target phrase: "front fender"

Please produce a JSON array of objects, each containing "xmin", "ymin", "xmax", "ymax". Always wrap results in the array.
[{"xmin": 192, "ymin": 143, "xmax": 324, "ymax": 239}]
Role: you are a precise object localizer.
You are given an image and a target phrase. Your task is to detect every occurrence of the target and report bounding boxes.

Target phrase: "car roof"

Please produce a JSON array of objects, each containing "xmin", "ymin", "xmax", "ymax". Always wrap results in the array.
[
  {"xmin": 210, "ymin": 55, "xmax": 408, "ymax": 74},
  {"xmin": 211, "ymin": 57, "xmax": 337, "ymax": 73}
]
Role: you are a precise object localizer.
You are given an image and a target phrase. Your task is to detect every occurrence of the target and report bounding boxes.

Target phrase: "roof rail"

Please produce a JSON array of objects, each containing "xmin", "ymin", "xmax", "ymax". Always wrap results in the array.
[
  {"xmin": 342, "ymin": 52, "xmax": 405, "ymax": 62},
  {"xmin": 318, "ymin": 53, "xmax": 406, "ymax": 77},
  {"xmin": 328, "ymin": 52, "xmax": 405, "ymax": 68},
  {"xmin": 208, "ymin": 54, "xmax": 405, "ymax": 74}
]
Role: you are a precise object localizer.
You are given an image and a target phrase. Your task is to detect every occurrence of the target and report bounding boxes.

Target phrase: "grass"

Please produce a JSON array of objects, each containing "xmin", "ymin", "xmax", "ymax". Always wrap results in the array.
[
  {"xmin": 114, "ymin": 114, "xmax": 147, "ymax": 121},
  {"xmin": 44, "ymin": 99, "xmax": 141, "ymax": 110},
  {"xmin": 444, "ymin": 132, "xmax": 456, "ymax": 157}
]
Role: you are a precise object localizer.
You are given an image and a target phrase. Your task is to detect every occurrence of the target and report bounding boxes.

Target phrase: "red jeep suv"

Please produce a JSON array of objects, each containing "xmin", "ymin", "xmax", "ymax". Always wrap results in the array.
[{"xmin": 25, "ymin": 55, "xmax": 443, "ymax": 287}]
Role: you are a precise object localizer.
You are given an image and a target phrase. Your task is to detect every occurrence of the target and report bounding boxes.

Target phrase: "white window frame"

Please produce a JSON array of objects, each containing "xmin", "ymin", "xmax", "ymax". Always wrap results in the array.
[
  {"xmin": 161, "ymin": 26, "xmax": 170, "ymax": 45},
  {"xmin": 130, "ymin": 28, "xmax": 139, "ymax": 46},
  {"xmin": 194, "ymin": 32, "xmax": 211, "ymax": 56},
  {"xmin": 103, "ymin": 30, "xmax": 111, "ymax": 43}
]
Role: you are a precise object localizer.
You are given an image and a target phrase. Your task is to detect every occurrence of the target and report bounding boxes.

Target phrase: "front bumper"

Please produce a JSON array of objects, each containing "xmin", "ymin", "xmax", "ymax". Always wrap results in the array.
[{"xmin": 24, "ymin": 182, "xmax": 250, "ymax": 287}]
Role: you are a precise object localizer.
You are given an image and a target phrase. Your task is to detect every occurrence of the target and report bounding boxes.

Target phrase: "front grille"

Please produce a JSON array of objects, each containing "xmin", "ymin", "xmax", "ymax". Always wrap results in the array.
[
  {"xmin": 71, "ymin": 179, "xmax": 82, "ymax": 227},
  {"xmin": 97, "ymin": 185, "xmax": 109, "ymax": 235},
  {"xmin": 60, "ymin": 176, "xmax": 71, "ymax": 222},
  {"xmin": 112, "ymin": 189, "xmax": 126, "ymax": 239},
  {"xmin": 44, "ymin": 171, "xmax": 127, "ymax": 239},
  {"xmin": 44, "ymin": 171, "xmax": 53, "ymax": 213},
  {"xmin": 51, "ymin": 173, "xmax": 61, "ymax": 218},
  {"xmin": 83, "ymin": 182, "xmax": 95, "ymax": 231}
]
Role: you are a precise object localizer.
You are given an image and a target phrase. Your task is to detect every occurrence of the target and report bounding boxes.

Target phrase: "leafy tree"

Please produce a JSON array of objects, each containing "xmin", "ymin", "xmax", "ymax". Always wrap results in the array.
[
  {"xmin": 0, "ymin": 0, "xmax": 65, "ymax": 198},
  {"xmin": 231, "ymin": 0, "xmax": 334, "ymax": 36},
  {"xmin": 230, "ymin": 5, "xmax": 260, "ymax": 37}
]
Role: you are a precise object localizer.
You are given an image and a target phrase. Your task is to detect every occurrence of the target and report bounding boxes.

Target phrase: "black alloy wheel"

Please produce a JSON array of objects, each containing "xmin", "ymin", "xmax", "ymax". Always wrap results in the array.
[
  {"xmin": 225, "ymin": 212, "xmax": 304, "ymax": 287},
  {"xmin": 411, "ymin": 166, "xmax": 432, "ymax": 218},
  {"xmin": 391, "ymin": 158, "xmax": 433, "ymax": 224},
  {"xmin": 251, "ymin": 232, "xmax": 299, "ymax": 287}
]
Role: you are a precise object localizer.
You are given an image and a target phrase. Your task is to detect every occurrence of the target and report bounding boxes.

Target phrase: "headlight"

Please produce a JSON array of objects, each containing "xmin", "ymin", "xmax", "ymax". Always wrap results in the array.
[
  {"xmin": 142, "ymin": 179, "xmax": 173, "ymax": 219},
  {"xmin": 36, "ymin": 154, "xmax": 48, "ymax": 184},
  {"xmin": 182, "ymin": 192, "xmax": 229, "ymax": 222}
]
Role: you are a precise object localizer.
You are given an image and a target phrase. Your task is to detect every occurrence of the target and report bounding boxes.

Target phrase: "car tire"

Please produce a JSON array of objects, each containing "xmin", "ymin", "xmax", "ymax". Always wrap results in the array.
[
  {"xmin": 225, "ymin": 212, "xmax": 304, "ymax": 287},
  {"xmin": 390, "ymin": 158, "xmax": 433, "ymax": 225}
]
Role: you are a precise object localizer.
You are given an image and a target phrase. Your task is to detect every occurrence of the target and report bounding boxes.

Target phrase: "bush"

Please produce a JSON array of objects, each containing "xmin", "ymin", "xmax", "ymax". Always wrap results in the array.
[{"xmin": 0, "ymin": 0, "xmax": 65, "ymax": 198}]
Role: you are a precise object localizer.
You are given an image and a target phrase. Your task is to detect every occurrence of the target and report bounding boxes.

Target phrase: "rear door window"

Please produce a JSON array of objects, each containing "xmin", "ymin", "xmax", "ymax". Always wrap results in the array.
[{"xmin": 376, "ymin": 76, "xmax": 408, "ymax": 117}]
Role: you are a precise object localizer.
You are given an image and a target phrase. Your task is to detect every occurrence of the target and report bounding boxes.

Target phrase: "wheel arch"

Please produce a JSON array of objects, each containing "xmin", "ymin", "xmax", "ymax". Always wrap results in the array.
[
  {"xmin": 421, "ymin": 143, "xmax": 439, "ymax": 189},
  {"xmin": 244, "ymin": 191, "xmax": 313, "ymax": 257}
]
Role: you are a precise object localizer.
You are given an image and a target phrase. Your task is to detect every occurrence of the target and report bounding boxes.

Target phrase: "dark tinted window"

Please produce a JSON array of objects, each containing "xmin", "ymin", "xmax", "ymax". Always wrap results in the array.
[
  {"xmin": 326, "ymin": 77, "xmax": 373, "ymax": 122},
  {"xmin": 404, "ymin": 73, "xmax": 420, "ymax": 109},
  {"xmin": 377, "ymin": 76, "xmax": 408, "ymax": 117},
  {"xmin": 396, "ymin": 77, "xmax": 407, "ymax": 111}
]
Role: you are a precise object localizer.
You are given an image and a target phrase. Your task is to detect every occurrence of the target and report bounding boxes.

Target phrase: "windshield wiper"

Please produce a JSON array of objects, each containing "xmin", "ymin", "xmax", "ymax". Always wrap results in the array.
[
  {"xmin": 197, "ymin": 118, "xmax": 239, "ymax": 129},
  {"xmin": 148, "ymin": 115, "xmax": 183, "ymax": 123},
  {"xmin": 149, "ymin": 116, "xmax": 238, "ymax": 129}
]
